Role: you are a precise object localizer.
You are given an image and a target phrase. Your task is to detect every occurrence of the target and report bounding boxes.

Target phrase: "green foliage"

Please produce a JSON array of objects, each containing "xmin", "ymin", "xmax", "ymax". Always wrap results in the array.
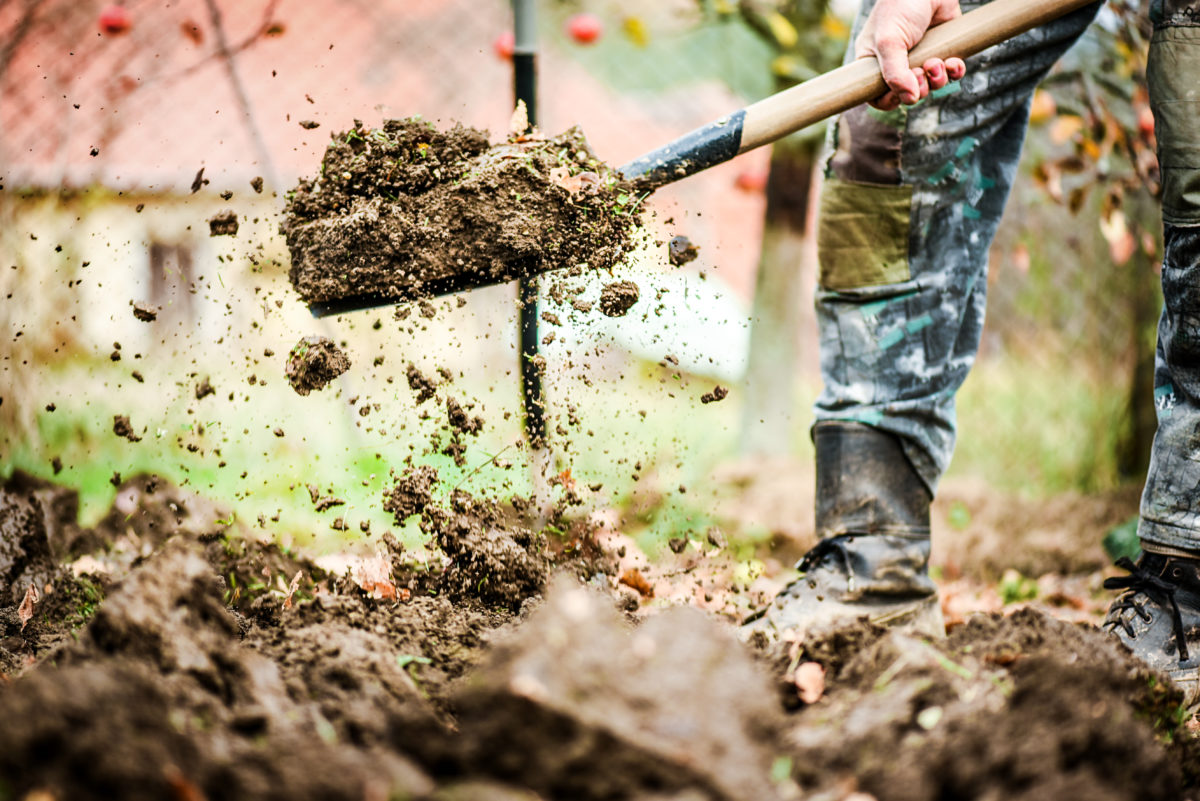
[{"xmin": 998, "ymin": 569, "xmax": 1038, "ymax": 605}]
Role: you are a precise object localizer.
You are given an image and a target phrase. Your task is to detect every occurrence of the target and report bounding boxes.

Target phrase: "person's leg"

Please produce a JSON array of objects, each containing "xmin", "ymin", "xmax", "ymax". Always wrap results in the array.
[
  {"xmin": 1103, "ymin": 2, "xmax": 1200, "ymax": 704},
  {"xmin": 744, "ymin": 0, "xmax": 1100, "ymax": 642}
]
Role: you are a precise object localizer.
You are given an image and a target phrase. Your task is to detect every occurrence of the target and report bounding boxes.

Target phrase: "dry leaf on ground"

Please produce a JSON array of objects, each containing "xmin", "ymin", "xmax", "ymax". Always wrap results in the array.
[{"xmin": 18, "ymin": 583, "xmax": 40, "ymax": 631}]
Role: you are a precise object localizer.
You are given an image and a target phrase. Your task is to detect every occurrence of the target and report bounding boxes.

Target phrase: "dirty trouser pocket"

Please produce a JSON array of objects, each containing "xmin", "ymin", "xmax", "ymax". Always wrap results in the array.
[
  {"xmin": 817, "ymin": 178, "xmax": 913, "ymax": 290},
  {"xmin": 1149, "ymin": 25, "xmax": 1200, "ymax": 225}
]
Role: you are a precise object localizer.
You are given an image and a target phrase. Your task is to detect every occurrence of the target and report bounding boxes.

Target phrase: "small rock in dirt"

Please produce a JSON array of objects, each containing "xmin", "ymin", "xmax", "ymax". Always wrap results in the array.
[
  {"xmin": 208, "ymin": 210, "xmax": 238, "ymax": 236},
  {"xmin": 700, "ymin": 385, "xmax": 728, "ymax": 404},
  {"xmin": 131, "ymin": 301, "xmax": 157, "ymax": 322},
  {"xmin": 406, "ymin": 363, "xmax": 438, "ymax": 405},
  {"xmin": 383, "ymin": 465, "xmax": 438, "ymax": 523},
  {"xmin": 599, "ymin": 281, "xmax": 639, "ymax": 318},
  {"xmin": 667, "ymin": 537, "xmax": 688, "ymax": 554},
  {"xmin": 668, "ymin": 235, "xmax": 699, "ymax": 267},
  {"xmin": 112, "ymin": 415, "xmax": 141, "ymax": 443},
  {"xmin": 285, "ymin": 336, "xmax": 350, "ymax": 396}
]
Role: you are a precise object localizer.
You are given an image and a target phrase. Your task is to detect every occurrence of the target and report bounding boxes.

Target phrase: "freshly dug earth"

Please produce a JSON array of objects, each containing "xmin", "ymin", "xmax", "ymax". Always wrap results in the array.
[
  {"xmin": 3, "ymin": 473, "xmax": 1200, "ymax": 800},
  {"xmin": 285, "ymin": 335, "xmax": 350, "ymax": 395},
  {"xmin": 282, "ymin": 118, "xmax": 644, "ymax": 305}
]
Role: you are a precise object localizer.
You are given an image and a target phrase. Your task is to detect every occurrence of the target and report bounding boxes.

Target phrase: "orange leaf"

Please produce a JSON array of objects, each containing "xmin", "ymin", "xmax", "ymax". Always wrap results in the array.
[{"xmin": 619, "ymin": 568, "xmax": 654, "ymax": 598}]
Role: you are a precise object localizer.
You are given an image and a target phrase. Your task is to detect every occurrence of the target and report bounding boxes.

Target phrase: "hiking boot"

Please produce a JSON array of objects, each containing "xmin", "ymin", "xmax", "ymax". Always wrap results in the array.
[
  {"xmin": 742, "ymin": 421, "xmax": 944, "ymax": 644},
  {"xmin": 1103, "ymin": 551, "xmax": 1200, "ymax": 706}
]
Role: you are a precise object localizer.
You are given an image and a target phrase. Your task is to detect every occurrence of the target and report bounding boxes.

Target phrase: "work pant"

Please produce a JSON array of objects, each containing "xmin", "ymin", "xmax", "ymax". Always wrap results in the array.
[{"xmin": 813, "ymin": 0, "xmax": 1200, "ymax": 551}]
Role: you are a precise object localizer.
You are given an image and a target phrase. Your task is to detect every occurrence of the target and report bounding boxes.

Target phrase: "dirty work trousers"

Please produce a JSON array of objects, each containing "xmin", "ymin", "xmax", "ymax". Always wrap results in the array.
[{"xmin": 813, "ymin": 0, "xmax": 1200, "ymax": 551}]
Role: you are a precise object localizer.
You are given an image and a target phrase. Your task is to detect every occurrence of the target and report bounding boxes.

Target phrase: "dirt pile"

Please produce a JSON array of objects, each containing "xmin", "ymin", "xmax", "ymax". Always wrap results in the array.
[
  {"xmin": 282, "ymin": 118, "xmax": 643, "ymax": 305},
  {"xmin": 778, "ymin": 609, "xmax": 1194, "ymax": 800},
  {"xmin": 455, "ymin": 577, "xmax": 789, "ymax": 801},
  {"xmin": 3, "ymin": 474, "xmax": 1200, "ymax": 800}
]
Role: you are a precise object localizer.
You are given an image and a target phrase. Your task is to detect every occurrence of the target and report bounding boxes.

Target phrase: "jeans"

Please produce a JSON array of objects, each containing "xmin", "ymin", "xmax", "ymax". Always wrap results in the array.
[{"xmin": 813, "ymin": 0, "xmax": 1200, "ymax": 550}]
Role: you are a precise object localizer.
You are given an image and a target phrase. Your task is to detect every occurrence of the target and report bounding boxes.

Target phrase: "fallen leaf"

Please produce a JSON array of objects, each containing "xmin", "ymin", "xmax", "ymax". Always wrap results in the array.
[
  {"xmin": 509, "ymin": 100, "xmax": 529, "ymax": 138},
  {"xmin": 619, "ymin": 568, "xmax": 654, "ymax": 598},
  {"xmin": 283, "ymin": 570, "xmax": 302, "ymax": 609},
  {"xmin": 793, "ymin": 661, "xmax": 825, "ymax": 704},
  {"xmin": 18, "ymin": 583, "xmax": 39, "ymax": 631}
]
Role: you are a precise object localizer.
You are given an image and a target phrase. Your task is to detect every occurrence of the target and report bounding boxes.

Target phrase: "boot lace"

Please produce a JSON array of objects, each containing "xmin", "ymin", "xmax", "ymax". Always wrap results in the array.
[{"xmin": 1103, "ymin": 557, "xmax": 1189, "ymax": 662}]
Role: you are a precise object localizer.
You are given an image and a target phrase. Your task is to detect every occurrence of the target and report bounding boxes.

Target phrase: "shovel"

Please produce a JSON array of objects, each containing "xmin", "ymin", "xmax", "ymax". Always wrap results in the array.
[{"xmin": 308, "ymin": 0, "xmax": 1096, "ymax": 317}]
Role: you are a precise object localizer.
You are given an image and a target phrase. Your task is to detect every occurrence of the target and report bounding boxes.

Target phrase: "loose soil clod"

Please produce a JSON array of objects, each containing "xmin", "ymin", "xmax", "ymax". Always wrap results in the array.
[
  {"xmin": 668, "ymin": 234, "xmax": 700, "ymax": 266},
  {"xmin": 112, "ymin": 414, "xmax": 141, "ymax": 442},
  {"xmin": 282, "ymin": 118, "xmax": 643, "ymax": 305},
  {"xmin": 208, "ymin": 209, "xmax": 238, "ymax": 236},
  {"xmin": 285, "ymin": 335, "xmax": 350, "ymax": 395},
  {"xmin": 599, "ymin": 280, "xmax": 640, "ymax": 317},
  {"xmin": 131, "ymin": 301, "xmax": 157, "ymax": 321}
]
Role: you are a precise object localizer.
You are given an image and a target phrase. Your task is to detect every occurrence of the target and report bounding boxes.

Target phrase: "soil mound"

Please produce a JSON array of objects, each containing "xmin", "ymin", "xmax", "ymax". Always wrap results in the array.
[
  {"xmin": 282, "ymin": 118, "xmax": 643, "ymax": 305},
  {"xmin": 781, "ymin": 608, "xmax": 1194, "ymax": 800},
  {"xmin": 3, "ymin": 475, "xmax": 1200, "ymax": 800},
  {"xmin": 454, "ymin": 577, "xmax": 788, "ymax": 801}
]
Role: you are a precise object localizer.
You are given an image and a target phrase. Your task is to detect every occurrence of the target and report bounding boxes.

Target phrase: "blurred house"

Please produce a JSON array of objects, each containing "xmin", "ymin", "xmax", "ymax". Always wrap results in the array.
[{"xmin": 0, "ymin": 0, "xmax": 766, "ymax": 375}]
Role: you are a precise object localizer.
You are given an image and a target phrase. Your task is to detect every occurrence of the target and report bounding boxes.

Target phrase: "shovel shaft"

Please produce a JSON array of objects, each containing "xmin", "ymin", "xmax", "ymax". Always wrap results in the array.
[{"xmin": 619, "ymin": 0, "xmax": 1098, "ymax": 185}]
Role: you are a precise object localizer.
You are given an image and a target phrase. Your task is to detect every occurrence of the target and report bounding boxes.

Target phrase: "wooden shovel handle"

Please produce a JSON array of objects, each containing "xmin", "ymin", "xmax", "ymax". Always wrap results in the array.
[
  {"xmin": 621, "ymin": 0, "xmax": 1098, "ymax": 184},
  {"xmin": 739, "ymin": 0, "xmax": 1098, "ymax": 151}
]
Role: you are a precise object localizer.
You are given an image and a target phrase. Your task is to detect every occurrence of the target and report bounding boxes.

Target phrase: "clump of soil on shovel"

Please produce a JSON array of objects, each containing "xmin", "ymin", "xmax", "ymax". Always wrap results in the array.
[{"xmin": 282, "ymin": 118, "xmax": 644, "ymax": 304}]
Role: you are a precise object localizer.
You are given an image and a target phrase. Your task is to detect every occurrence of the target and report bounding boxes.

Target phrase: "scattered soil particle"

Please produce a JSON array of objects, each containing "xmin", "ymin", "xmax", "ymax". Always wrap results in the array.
[
  {"xmin": 299, "ymin": 119, "xmax": 320, "ymax": 129},
  {"xmin": 668, "ymin": 234, "xmax": 700, "ymax": 266},
  {"xmin": 194, "ymin": 376, "xmax": 214, "ymax": 399},
  {"xmin": 599, "ymin": 280, "xmax": 640, "ymax": 317},
  {"xmin": 314, "ymin": 495, "xmax": 345, "ymax": 512},
  {"xmin": 208, "ymin": 209, "xmax": 238, "ymax": 236},
  {"xmin": 700, "ymin": 385, "xmax": 729, "ymax": 404},
  {"xmin": 406, "ymin": 362, "xmax": 438, "ymax": 404},
  {"xmin": 285, "ymin": 335, "xmax": 350, "ymax": 395},
  {"xmin": 111, "ymin": 414, "xmax": 141, "ymax": 442},
  {"xmin": 383, "ymin": 465, "xmax": 438, "ymax": 522},
  {"xmin": 250, "ymin": 176, "xmax": 264, "ymax": 193},
  {"xmin": 131, "ymin": 301, "xmax": 157, "ymax": 322},
  {"xmin": 283, "ymin": 118, "xmax": 642, "ymax": 305},
  {"xmin": 447, "ymin": 396, "xmax": 484, "ymax": 435}
]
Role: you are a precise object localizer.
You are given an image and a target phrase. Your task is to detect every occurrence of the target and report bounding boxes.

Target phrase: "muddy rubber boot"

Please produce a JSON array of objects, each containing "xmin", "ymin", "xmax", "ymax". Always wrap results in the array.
[
  {"xmin": 742, "ymin": 421, "xmax": 944, "ymax": 644},
  {"xmin": 1103, "ymin": 551, "xmax": 1200, "ymax": 707}
]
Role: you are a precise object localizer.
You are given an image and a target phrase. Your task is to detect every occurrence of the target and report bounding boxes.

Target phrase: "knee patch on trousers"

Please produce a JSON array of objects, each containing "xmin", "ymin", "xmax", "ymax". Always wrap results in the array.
[
  {"xmin": 817, "ymin": 178, "xmax": 913, "ymax": 290},
  {"xmin": 1150, "ymin": 26, "xmax": 1200, "ymax": 225}
]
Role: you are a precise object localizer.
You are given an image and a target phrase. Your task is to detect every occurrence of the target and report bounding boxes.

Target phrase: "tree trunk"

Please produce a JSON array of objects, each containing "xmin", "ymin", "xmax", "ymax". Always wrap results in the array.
[
  {"xmin": 739, "ymin": 135, "xmax": 819, "ymax": 457},
  {"xmin": 1116, "ymin": 189, "xmax": 1162, "ymax": 481}
]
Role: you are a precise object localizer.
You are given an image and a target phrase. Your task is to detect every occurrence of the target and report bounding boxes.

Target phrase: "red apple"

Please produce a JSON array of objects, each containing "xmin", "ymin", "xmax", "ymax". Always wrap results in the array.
[
  {"xmin": 99, "ymin": 4, "xmax": 131, "ymax": 34},
  {"xmin": 493, "ymin": 31, "xmax": 515, "ymax": 61},
  {"xmin": 734, "ymin": 169, "xmax": 768, "ymax": 193},
  {"xmin": 1137, "ymin": 106, "xmax": 1155, "ymax": 139},
  {"xmin": 566, "ymin": 13, "xmax": 603, "ymax": 45}
]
